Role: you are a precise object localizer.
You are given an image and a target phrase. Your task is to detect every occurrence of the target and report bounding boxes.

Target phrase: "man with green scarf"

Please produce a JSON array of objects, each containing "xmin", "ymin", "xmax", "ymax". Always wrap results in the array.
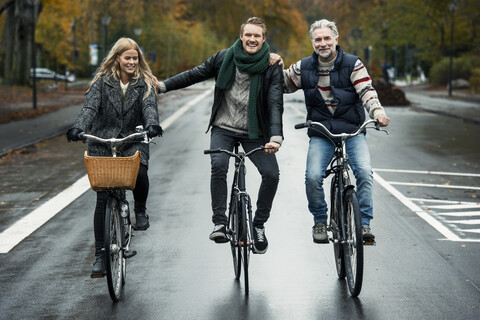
[{"xmin": 156, "ymin": 17, "xmax": 283, "ymax": 254}]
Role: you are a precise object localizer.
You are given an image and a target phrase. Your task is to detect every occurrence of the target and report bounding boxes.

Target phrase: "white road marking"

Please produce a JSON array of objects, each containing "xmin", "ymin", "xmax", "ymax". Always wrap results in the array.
[
  {"xmin": 0, "ymin": 89, "xmax": 214, "ymax": 254},
  {"xmin": 388, "ymin": 181, "xmax": 480, "ymax": 190},
  {"xmin": 435, "ymin": 211, "xmax": 480, "ymax": 217},
  {"xmin": 427, "ymin": 204, "xmax": 480, "ymax": 210},
  {"xmin": 0, "ymin": 176, "xmax": 91, "ymax": 253},
  {"xmin": 373, "ymin": 171, "xmax": 462, "ymax": 241},
  {"xmin": 409, "ymin": 198, "xmax": 478, "ymax": 205},
  {"xmin": 374, "ymin": 168, "xmax": 480, "ymax": 178},
  {"xmin": 460, "ymin": 229, "xmax": 480, "ymax": 234},
  {"xmin": 448, "ymin": 219, "xmax": 480, "ymax": 225}
]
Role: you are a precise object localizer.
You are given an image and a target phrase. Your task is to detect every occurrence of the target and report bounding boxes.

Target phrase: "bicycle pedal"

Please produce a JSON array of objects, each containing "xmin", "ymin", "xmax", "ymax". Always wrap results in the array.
[
  {"xmin": 90, "ymin": 273, "xmax": 106, "ymax": 278},
  {"xmin": 124, "ymin": 250, "xmax": 137, "ymax": 259},
  {"xmin": 363, "ymin": 240, "xmax": 376, "ymax": 246}
]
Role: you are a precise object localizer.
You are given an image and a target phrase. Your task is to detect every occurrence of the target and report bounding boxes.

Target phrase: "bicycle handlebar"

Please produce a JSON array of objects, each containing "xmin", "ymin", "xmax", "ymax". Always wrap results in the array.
[
  {"xmin": 81, "ymin": 131, "xmax": 149, "ymax": 144},
  {"xmin": 294, "ymin": 119, "xmax": 388, "ymax": 139},
  {"xmin": 204, "ymin": 146, "xmax": 273, "ymax": 159}
]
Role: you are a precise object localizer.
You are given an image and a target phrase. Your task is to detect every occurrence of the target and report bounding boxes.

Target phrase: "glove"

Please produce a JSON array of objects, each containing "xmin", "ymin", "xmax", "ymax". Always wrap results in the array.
[
  {"xmin": 146, "ymin": 125, "xmax": 163, "ymax": 138},
  {"xmin": 66, "ymin": 128, "xmax": 84, "ymax": 142}
]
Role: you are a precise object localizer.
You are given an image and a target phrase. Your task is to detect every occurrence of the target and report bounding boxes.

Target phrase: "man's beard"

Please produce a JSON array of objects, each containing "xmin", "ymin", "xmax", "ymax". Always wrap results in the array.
[{"xmin": 317, "ymin": 48, "xmax": 333, "ymax": 60}]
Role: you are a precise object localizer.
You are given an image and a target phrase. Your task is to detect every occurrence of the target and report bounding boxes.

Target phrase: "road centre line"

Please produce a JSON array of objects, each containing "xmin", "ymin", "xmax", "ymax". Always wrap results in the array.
[
  {"xmin": 0, "ymin": 89, "xmax": 213, "ymax": 254},
  {"xmin": 373, "ymin": 171, "xmax": 462, "ymax": 241}
]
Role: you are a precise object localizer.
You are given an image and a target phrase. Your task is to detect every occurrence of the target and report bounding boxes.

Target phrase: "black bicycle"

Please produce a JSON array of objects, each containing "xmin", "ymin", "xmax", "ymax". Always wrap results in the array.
[
  {"xmin": 80, "ymin": 127, "xmax": 151, "ymax": 301},
  {"xmin": 295, "ymin": 119, "xmax": 388, "ymax": 297},
  {"xmin": 204, "ymin": 142, "xmax": 270, "ymax": 295}
]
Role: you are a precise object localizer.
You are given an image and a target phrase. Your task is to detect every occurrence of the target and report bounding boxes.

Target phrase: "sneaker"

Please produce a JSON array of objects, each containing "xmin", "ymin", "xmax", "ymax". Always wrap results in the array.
[
  {"xmin": 209, "ymin": 224, "xmax": 228, "ymax": 243},
  {"xmin": 253, "ymin": 225, "xmax": 268, "ymax": 254},
  {"xmin": 134, "ymin": 212, "xmax": 150, "ymax": 231},
  {"xmin": 362, "ymin": 226, "xmax": 375, "ymax": 243},
  {"xmin": 312, "ymin": 222, "xmax": 328, "ymax": 243}
]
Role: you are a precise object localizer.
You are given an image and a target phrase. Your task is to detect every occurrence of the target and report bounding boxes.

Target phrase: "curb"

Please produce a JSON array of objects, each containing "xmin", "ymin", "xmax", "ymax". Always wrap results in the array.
[{"xmin": 0, "ymin": 122, "xmax": 73, "ymax": 158}]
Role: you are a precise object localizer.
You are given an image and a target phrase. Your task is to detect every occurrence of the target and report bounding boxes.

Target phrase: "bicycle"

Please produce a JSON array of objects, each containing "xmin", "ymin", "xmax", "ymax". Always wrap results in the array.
[
  {"xmin": 204, "ymin": 142, "xmax": 271, "ymax": 295},
  {"xmin": 80, "ymin": 126, "xmax": 151, "ymax": 302},
  {"xmin": 294, "ymin": 119, "xmax": 388, "ymax": 297}
]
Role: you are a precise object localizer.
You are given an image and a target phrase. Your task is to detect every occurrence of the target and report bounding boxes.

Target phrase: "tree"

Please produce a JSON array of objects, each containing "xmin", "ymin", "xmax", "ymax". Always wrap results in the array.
[{"xmin": 0, "ymin": 0, "xmax": 41, "ymax": 85}]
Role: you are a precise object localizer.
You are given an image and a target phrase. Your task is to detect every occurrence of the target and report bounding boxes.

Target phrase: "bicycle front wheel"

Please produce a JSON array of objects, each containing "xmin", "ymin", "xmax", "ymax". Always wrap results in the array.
[
  {"xmin": 239, "ymin": 196, "xmax": 250, "ymax": 295},
  {"xmin": 330, "ymin": 178, "xmax": 345, "ymax": 279},
  {"xmin": 228, "ymin": 196, "xmax": 241, "ymax": 280},
  {"xmin": 342, "ymin": 188, "xmax": 364, "ymax": 297},
  {"xmin": 105, "ymin": 197, "xmax": 124, "ymax": 302}
]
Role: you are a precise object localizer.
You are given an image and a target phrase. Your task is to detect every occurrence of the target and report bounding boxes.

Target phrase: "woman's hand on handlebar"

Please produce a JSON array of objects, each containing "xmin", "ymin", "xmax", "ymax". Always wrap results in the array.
[
  {"xmin": 264, "ymin": 141, "xmax": 280, "ymax": 154},
  {"xmin": 375, "ymin": 115, "xmax": 390, "ymax": 127},
  {"xmin": 66, "ymin": 127, "xmax": 85, "ymax": 142}
]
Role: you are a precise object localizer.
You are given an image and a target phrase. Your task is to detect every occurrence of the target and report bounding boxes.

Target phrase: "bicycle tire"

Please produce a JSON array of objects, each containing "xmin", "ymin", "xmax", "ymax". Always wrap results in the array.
[
  {"xmin": 342, "ymin": 188, "xmax": 364, "ymax": 297},
  {"xmin": 228, "ymin": 196, "xmax": 241, "ymax": 279},
  {"xmin": 240, "ymin": 195, "xmax": 250, "ymax": 295},
  {"xmin": 330, "ymin": 177, "xmax": 345, "ymax": 279},
  {"xmin": 105, "ymin": 197, "xmax": 124, "ymax": 302}
]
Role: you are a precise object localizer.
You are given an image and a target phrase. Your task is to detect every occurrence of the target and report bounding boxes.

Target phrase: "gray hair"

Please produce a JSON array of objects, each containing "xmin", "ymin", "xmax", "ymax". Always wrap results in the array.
[{"xmin": 309, "ymin": 19, "xmax": 339, "ymax": 40}]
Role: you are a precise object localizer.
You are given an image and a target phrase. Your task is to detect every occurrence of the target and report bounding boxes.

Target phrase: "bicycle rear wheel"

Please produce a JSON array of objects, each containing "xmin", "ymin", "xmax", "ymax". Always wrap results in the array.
[
  {"xmin": 228, "ymin": 197, "xmax": 241, "ymax": 280},
  {"xmin": 239, "ymin": 195, "xmax": 250, "ymax": 295},
  {"xmin": 105, "ymin": 197, "xmax": 124, "ymax": 302},
  {"xmin": 342, "ymin": 188, "xmax": 364, "ymax": 297},
  {"xmin": 330, "ymin": 178, "xmax": 345, "ymax": 279}
]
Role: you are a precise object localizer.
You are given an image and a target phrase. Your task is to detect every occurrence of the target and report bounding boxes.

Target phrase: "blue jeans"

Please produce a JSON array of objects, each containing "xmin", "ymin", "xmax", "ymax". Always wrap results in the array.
[{"xmin": 305, "ymin": 134, "xmax": 373, "ymax": 226}]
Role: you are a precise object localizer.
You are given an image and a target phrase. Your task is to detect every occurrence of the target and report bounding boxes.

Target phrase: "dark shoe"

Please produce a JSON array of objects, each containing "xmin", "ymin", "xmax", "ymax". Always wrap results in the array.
[
  {"xmin": 134, "ymin": 212, "xmax": 150, "ymax": 230},
  {"xmin": 362, "ymin": 226, "xmax": 375, "ymax": 244},
  {"xmin": 209, "ymin": 224, "xmax": 228, "ymax": 243},
  {"xmin": 312, "ymin": 222, "xmax": 329, "ymax": 243},
  {"xmin": 253, "ymin": 225, "xmax": 268, "ymax": 254},
  {"xmin": 91, "ymin": 242, "xmax": 106, "ymax": 278}
]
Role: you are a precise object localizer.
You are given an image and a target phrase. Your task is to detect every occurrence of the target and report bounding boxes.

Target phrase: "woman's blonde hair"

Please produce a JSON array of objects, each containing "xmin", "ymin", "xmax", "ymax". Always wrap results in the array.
[{"xmin": 89, "ymin": 37, "xmax": 156, "ymax": 100}]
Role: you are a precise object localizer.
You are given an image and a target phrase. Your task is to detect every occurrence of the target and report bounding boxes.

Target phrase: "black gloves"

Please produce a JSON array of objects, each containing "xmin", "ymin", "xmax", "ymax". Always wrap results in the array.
[
  {"xmin": 146, "ymin": 125, "xmax": 164, "ymax": 138},
  {"xmin": 66, "ymin": 128, "xmax": 85, "ymax": 142}
]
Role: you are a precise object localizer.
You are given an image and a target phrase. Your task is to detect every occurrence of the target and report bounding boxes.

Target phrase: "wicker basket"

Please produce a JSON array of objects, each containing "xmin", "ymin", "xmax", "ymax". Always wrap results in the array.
[{"xmin": 84, "ymin": 151, "xmax": 141, "ymax": 191}]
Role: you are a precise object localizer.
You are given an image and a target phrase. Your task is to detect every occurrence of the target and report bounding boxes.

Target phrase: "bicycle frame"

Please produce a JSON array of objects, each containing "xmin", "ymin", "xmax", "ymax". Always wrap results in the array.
[
  {"xmin": 204, "ymin": 142, "xmax": 268, "ymax": 295},
  {"xmin": 80, "ymin": 126, "xmax": 150, "ymax": 301},
  {"xmin": 295, "ymin": 119, "xmax": 388, "ymax": 297}
]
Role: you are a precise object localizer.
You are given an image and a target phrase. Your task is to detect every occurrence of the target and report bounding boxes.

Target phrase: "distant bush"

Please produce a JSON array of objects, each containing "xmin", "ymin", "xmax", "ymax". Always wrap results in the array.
[{"xmin": 429, "ymin": 55, "xmax": 480, "ymax": 86}]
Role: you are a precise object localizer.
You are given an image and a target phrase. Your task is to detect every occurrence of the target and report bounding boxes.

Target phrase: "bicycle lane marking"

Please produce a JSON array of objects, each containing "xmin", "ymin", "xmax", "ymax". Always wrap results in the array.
[
  {"xmin": 373, "ymin": 170, "xmax": 480, "ymax": 242},
  {"xmin": 0, "ymin": 88, "xmax": 214, "ymax": 254}
]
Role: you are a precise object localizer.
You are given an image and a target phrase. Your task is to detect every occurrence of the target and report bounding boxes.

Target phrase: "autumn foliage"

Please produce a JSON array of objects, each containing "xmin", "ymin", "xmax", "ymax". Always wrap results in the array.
[{"xmin": 1, "ymin": 0, "xmax": 479, "ymax": 84}]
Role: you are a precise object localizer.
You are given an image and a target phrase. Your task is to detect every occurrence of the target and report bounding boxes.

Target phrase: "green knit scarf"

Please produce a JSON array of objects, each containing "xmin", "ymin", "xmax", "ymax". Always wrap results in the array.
[{"xmin": 216, "ymin": 38, "xmax": 270, "ymax": 139}]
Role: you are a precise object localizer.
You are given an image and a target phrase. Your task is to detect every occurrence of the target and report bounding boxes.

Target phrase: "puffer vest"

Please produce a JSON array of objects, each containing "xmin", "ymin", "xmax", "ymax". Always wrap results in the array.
[{"xmin": 300, "ymin": 45, "xmax": 365, "ymax": 137}]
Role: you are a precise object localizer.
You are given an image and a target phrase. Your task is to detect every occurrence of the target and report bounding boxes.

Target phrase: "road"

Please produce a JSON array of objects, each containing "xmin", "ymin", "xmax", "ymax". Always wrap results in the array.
[{"xmin": 0, "ymin": 86, "xmax": 479, "ymax": 319}]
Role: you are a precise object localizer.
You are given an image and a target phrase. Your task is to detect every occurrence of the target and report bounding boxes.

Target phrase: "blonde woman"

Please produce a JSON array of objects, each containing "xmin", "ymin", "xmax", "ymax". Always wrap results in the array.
[{"xmin": 67, "ymin": 37, "xmax": 162, "ymax": 277}]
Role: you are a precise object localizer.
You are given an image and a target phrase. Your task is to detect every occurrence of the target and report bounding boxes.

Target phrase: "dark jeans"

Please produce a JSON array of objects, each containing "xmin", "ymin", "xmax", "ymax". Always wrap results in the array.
[
  {"xmin": 209, "ymin": 127, "xmax": 280, "ymax": 226},
  {"xmin": 94, "ymin": 164, "xmax": 149, "ymax": 242}
]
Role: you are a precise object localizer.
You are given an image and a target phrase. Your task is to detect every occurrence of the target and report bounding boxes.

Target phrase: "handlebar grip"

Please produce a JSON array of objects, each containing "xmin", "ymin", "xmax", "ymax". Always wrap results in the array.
[
  {"xmin": 294, "ymin": 122, "xmax": 308, "ymax": 129},
  {"xmin": 204, "ymin": 149, "xmax": 220, "ymax": 155}
]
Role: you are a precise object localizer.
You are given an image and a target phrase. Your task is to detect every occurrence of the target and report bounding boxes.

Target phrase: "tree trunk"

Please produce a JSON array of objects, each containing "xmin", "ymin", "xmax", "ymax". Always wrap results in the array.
[
  {"xmin": 0, "ymin": 0, "xmax": 15, "ymax": 83},
  {"xmin": 14, "ymin": 0, "xmax": 35, "ymax": 85}
]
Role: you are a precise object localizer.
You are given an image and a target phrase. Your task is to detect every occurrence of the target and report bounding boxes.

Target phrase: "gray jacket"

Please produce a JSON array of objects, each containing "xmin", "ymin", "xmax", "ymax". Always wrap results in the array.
[{"xmin": 74, "ymin": 75, "xmax": 159, "ymax": 166}]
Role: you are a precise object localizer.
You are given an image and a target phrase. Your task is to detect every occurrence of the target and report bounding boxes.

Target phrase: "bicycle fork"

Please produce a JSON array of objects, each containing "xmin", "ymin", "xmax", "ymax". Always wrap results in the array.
[{"xmin": 118, "ymin": 195, "xmax": 136, "ymax": 259}]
